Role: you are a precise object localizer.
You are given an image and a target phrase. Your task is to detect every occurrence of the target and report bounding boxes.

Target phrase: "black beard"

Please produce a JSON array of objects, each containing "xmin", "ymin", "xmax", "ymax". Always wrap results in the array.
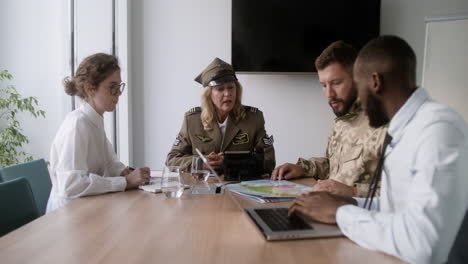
[
  {"xmin": 366, "ymin": 92, "xmax": 389, "ymax": 128},
  {"xmin": 329, "ymin": 99, "xmax": 346, "ymax": 117},
  {"xmin": 330, "ymin": 93, "xmax": 357, "ymax": 117}
]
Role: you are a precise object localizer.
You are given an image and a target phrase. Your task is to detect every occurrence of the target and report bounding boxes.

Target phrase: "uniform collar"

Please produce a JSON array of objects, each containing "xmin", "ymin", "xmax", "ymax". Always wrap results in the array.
[
  {"xmin": 80, "ymin": 101, "xmax": 104, "ymax": 129},
  {"xmin": 335, "ymin": 100, "xmax": 362, "ymax": 121},
  {"xmin": 218, "ymin": 116, "xmax": 228, "ymax": 127},
  {"xmin": 388, "ymin": 87, "xmax": 429, "ymax": 144}
]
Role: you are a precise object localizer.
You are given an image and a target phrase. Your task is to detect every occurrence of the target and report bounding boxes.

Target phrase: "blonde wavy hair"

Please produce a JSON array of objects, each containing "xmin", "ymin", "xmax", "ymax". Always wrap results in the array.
[{"xmin": 200, "ymin": 81, "xmax": 246, "ymax": 130}]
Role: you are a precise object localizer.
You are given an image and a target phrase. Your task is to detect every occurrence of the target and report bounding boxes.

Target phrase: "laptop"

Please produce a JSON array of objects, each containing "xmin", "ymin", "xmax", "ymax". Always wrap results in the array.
[
  {"xmin": 244, "ymin": 206, "xmax": 342, "ymax": 240},
  {"xmin": 195, "ymin": 148, "xmax": 343, "ymax": 241}
]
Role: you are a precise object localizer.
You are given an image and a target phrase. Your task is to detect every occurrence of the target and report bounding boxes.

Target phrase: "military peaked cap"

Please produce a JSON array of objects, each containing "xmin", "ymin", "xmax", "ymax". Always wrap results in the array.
[{"xmin": 194, "ymin": 57, "xmax": 238, "ymax": 87}]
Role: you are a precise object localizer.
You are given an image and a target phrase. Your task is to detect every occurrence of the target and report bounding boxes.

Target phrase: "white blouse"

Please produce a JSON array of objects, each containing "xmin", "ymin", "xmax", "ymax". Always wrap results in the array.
[
  {"xmin": 46, "ymin": 102, "xmax": 127, "ymax": 213},
  {"xmin": 218, "ymin": 117, "xmax": 228, "ymax": 141}
]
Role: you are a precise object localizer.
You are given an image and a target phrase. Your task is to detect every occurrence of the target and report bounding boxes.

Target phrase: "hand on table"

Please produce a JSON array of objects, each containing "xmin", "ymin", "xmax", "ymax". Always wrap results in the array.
[
  {"xmin": 206, "ymin": 152, "xmax": 224, "ymax": 170},
  {"xmin": 125, "ymin": 167, "xmax": 151, "ymax": 189},
  {"xmin": 270, "ymin": 163, "xmax": 304, "ymax": 180}
]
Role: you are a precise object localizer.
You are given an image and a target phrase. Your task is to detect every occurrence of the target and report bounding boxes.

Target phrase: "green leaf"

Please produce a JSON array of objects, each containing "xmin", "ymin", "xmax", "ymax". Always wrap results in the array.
[{"xmin": 0, "ymin": 69, "xmax": 46, "ymax": 167}]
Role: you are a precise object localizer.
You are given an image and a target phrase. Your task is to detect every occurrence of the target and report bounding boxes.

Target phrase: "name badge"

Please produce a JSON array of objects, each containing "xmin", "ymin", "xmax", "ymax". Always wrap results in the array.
[
  {"xmin": 232, "ymin": 133, "xmax": 249, "ymax": 145},
  {"xmin": 173, "ymin": 134, "xmax": 182, "ymax": 146},
  {"xmin": 196, "ymin": 135, "xmax": 212, "ymax": 143},
  {"xmin": 263, "ymin": 134, "xmax": 274, "ymax": 146}
]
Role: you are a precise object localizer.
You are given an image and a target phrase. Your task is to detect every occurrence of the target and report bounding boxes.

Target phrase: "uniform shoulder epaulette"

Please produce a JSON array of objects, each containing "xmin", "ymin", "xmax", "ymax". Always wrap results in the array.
[
  {"xmin": 187, "ymin": 106, "xmax": 202, "ymax": 115},
  {"xmin": 244, "ymin": 105, "xmax": 259, "ymax": 113}
]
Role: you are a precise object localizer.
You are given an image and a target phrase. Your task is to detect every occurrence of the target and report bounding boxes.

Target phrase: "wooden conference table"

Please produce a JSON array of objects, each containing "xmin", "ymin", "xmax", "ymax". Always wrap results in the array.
[{"xmin": 0, "ymin": 175, "xmax": 402, "ymax": 264}]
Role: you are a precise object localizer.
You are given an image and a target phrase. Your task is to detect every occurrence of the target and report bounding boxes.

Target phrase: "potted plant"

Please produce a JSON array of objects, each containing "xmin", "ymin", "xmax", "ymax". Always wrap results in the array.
[{"xmin": 0, "ymin": 69, "xmax": 46, "ymax": 167}]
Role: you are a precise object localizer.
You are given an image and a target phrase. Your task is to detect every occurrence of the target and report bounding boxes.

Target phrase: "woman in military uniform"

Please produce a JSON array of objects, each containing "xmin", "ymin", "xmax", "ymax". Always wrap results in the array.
[{"xmin": 166, "ymin": 57, "xmax": 275, "ymax": 173}]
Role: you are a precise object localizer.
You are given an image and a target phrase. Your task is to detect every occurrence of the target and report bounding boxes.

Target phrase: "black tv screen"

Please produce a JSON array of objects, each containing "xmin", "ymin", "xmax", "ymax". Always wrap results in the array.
[{"xmin": 232, "ymin": 0, "xmax": 381, "ymax": 72}]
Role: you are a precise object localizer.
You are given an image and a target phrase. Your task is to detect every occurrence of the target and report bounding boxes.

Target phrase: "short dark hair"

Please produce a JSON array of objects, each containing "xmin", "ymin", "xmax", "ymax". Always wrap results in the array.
[
  {"xmin": 63, "ymin": 53, "xmax": 120, "ymax": 99},
  {"xmin": 315, "ymin": 41, "xmax": 357, "ymax": 71},
  {"xmin": 357, "ymin": 35, "xmax": 416, "ymax": 83}
]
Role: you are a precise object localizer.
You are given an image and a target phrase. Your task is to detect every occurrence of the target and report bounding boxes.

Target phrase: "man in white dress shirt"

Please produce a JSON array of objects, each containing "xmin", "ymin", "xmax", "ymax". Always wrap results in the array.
[{"xmin": 288, "ymin": 35, "xmax": 468, "ymax": 263}]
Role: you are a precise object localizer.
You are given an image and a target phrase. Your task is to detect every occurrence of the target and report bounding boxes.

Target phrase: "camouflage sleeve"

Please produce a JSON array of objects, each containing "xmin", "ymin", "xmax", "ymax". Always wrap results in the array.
[
  {"xmin": 355, "ymin": 183, "xmax": 371, "ymax": 197},
  {"xmin": 355, "ymin": 181, "xmax": 381, "ymax": 197},
  {"xmin": 296, "ymin": 137, "xmax": 331, "ymax": 179},
  {"xmin": 354, "ymin": 126, "xmax": 387, "ymax": 197},
  {"xmin": 296, "ymin": 157, "xmax": 330, "ymax": 179},
  {"xmin": 166, "ymin": 114, "xmax": 194, "ymax": 172},
  {"xmin": 254, "ymin": 112, "xmax": 276, "ymax": 173}
]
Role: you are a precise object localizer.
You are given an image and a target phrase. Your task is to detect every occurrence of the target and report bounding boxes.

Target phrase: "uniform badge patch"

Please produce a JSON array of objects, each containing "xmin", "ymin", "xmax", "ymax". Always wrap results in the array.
[
  {"xmin": 263, "ymin": 134, "xmax": 274, "ymax": 146},
  {"xmin": 189, "ymin": 107, "xmax": 201, "ymax": 113},
  {"xmin": 196, "ymin": 135, "xmax": 212, "ymax": 143},
  {"xmin": 232, "ymin": 133, "xmax": 249, "ymax": 145},
  {"xmin": 173, "ymin": 135, "xmax": 181, "ymax": 146}
]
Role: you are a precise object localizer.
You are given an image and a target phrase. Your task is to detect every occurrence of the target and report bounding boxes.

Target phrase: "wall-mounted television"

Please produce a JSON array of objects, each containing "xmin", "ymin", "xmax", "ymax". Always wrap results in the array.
[{"xmin": 232, "ymin": 0, "xmax": 381, "ymax": 73}]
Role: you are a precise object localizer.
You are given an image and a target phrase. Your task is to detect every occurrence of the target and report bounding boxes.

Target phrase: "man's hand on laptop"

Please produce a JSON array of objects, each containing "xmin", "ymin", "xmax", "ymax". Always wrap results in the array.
[
  {"xmin": 313, "ymin": 179, "xmax": 356, "ymax": 197},
  {"xmin": 288, "ymin": 192, "xmax": 357, "ymax": 224},
  {"xmin": 271, "ymin": 163, "xmax": 304, "ymax": 180}
]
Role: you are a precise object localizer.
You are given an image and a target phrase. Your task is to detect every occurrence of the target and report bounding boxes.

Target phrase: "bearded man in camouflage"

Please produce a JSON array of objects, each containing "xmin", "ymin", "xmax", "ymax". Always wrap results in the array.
[{"xmin": 271, "ymin": 41, "xmax": 386, "ymax": 198}]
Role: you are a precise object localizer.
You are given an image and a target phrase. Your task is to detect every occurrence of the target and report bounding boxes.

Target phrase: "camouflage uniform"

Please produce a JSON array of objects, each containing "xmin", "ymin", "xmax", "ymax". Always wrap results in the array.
[
  {"xmin": 166, "ymin": 106, "xmax": 276, "ymax": 172},
  {"xmin": 297, "ymin": 101, "xmax": 387, "ymax": 197}
]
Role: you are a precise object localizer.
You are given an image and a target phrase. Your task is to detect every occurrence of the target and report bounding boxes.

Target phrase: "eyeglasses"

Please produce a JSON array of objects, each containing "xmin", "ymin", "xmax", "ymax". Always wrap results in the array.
[{"xmin": 109, "ymin": 82, "xmax": 126, "ymax": 95}]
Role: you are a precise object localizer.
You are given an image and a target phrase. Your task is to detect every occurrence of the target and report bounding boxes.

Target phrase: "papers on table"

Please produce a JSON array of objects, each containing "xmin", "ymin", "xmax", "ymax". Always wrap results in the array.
[
  {"xmin": 225, "ymin": 180, "xmax": 312, "ymax": 203},
  {"xmin": 150, "ymin": 170, "xmax": 163, "ymax": 177}
]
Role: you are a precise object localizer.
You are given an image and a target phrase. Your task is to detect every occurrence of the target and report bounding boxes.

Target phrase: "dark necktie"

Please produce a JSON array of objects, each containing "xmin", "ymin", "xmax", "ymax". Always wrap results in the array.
[{"xmin": 364, "ymin": 132, "xmax": 393, "ymax": 210}]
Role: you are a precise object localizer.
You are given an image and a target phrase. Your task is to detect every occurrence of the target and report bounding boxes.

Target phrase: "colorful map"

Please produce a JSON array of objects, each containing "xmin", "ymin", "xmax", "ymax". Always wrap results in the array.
[{"xmin": 227, "ymin": 180, "xmax": 312, "ymax": 198}]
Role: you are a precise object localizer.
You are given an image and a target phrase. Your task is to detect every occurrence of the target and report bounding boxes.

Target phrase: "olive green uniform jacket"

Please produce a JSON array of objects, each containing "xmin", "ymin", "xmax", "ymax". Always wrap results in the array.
[
  {"xmin": 166, "ymin": 106, "xmax": 276, "ymax": 173},
  {"xmin": 297, "ymin": 102, "xmax": 387, "ymax": 197}
]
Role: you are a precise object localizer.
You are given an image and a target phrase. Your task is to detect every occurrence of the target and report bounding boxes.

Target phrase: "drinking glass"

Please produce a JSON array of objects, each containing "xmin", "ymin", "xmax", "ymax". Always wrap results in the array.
[
  {"xmin": 191, "ymin": 156, "xmax": 210, "ymax": 183},
  {"xmin": 161, "ymin": 166, "xmax": 184, "ymax": 198}
]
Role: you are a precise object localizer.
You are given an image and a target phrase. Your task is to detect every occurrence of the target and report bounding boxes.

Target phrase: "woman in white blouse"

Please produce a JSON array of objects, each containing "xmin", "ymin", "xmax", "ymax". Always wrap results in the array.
[{"xmin": 47, "ymin": 53, "xmax": 150, "ymax": 213}]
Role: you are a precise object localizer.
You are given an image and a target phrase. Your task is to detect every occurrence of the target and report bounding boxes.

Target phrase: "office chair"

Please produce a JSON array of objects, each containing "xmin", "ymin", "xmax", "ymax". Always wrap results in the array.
[
  {"xmin": 0, "ymin": 178, "xmax": 39, "ymax": 236},
  {"xmin": 447, "ymin": 210, "xmax": 468, "ymax": 264},
  {"xmin": 0, "ymin": 159, "xmax": 52, "ymax": 216}
]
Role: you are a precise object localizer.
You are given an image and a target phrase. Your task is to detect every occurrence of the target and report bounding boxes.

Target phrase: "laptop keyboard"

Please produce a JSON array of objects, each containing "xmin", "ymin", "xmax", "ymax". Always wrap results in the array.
[{"xmin": 255, "ymin": 208, "xmax": 313, "ymax": 231}]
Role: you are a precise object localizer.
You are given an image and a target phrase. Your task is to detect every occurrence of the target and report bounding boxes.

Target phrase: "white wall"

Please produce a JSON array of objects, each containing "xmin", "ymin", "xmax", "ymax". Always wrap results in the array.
[
  {"xmin": 380, "ymin": 0, "xmax": 468, "ymax": 84},
  {"xmin": 422, "ymin": 17, "xmax": 468, "ymax": 121},
  {"xmin": 130, "ymin": 0, "xmax": 332, "ymax": 169},
  {"xmin": 0, "ymin": 0, "xmax": 133, "ymax": 166},
  {"xmin": 130, "ymin": 0, "xmax": 468, "ymax": 169},
  {"xmin": 0, "ymin": 0, "xmax": 69, "ymax": 163},
  {"xmin": 2, "ymin": 0, "xmax": 467, "ymax": 168},
  {"xmin": 74, "ymin": 0, "xmax": 116, "ymax": 148}
]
